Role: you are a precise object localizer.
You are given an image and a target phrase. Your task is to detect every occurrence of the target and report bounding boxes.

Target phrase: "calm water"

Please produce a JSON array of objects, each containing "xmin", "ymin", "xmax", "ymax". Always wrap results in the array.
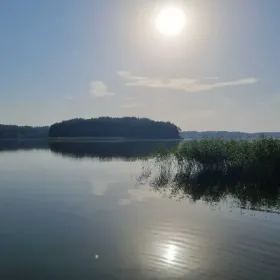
[{"xmin": 1, "ymin": 141, "xmax": 280, "ymax": 279}]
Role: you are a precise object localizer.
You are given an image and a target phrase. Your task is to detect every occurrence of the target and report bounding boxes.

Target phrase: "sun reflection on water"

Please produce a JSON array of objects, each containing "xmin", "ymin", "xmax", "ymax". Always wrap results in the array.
[
  {"xmin": 141, "ymin": 222, "xmax": 204, "ymax": 278},
  {"xmin": 164, "ymin": 244, "xmax": 177, "ymax": 263}
]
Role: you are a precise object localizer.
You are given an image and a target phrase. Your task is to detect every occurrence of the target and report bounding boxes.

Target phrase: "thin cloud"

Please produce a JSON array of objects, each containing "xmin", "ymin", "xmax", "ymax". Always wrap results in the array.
[
  {"xmin": 120, "ymin": 103, "xmax": 145, "ymax": 108},
  {"xmin": 89, "ymin": 81, "xmax": 115, "ymax": 97},
  {"xmin": 63, "ymin": 96, "xmax": 74, "ymax": 100},
  {"xmin": 203, "ymin": 77, "xmax": 219, "ymax": 80},
  {"xmin": 117, "ymin": 71, "xmax": 257, "ymax": 93},
  {"xmin": 117, "ymin": 71, "xmax": 146, "ymax": 81},
  {"xmin": 124, "ymin": 96, "xmax": 134, "ymax": 101}
]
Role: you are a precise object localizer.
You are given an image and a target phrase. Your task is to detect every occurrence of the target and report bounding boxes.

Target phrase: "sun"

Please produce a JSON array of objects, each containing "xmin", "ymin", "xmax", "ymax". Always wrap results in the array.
[{"xmin": 155, "ymin": 7, "xmax": 186, "ymax": 37}]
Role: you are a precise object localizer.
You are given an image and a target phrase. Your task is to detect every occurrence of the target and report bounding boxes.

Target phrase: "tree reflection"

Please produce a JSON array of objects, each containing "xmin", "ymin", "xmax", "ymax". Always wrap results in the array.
[
  {"xmin": 0, "ymin": 139, "xmax": 48, "ymax": 151},
  {"xmin": 49, "ymin": 140, "xmax": 180, "ymax": 161}
]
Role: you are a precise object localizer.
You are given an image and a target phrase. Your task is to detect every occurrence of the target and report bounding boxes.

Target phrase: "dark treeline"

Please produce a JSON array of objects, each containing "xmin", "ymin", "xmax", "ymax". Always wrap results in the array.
[
  {"xmin": 2, "ymin": 120, "xmax": 280, "ymax": 140},
  {"xmin": 0, "ymin": 125, "xmax": 49, "ymax": 139},
  {"xmin": 48, "ymin": 117, "xmax": 181, "ymax": 139},
  {"xmin": 49, "ymin": 140, "xmax": 179, "ymax": 160},
  {"xmin": 181, "ymin": 131, "xmax": 280, "ymax": 139}
]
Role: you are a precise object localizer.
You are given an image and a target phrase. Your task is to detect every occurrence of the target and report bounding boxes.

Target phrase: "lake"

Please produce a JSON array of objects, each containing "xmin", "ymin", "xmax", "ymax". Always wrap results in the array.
[{"xmin": 1, "ymin": 140, "xmax": 280, "ymax": 279}]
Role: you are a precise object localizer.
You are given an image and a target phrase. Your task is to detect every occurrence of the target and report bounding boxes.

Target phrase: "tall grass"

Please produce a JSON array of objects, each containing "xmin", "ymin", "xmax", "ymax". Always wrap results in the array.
[
  {"xmin": 138, "ymin": 138, "xmax": 280, "ymax": 211},
  {"xmin": 171, "ymin": 137, "xmax": 280, "ymax": 182}
]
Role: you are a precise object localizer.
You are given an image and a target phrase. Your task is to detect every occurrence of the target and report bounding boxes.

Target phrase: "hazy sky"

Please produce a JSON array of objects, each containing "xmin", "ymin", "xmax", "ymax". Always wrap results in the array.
[{"xmin": 1, "ymin": 0, "xmax": 280, "ymax": 131}]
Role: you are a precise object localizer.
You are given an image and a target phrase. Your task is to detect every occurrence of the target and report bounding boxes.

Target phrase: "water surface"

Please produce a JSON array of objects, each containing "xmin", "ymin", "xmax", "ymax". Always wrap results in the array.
[{"xmin": 0, "ymin": 141, "xmax": 280, "ymax": 279}]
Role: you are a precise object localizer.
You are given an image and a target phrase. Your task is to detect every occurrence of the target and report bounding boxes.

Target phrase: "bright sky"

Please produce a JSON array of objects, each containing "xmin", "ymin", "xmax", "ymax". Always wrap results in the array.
[{"xmin": 0, "ymin": 0, "xmax": 279, "ymax": 132}]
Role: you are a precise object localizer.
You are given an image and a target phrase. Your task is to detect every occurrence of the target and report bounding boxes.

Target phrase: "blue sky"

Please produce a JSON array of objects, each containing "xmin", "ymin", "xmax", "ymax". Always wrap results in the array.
[{"xmin": 0, "ymin": 0, "xmax": 280, "ymax": 131}]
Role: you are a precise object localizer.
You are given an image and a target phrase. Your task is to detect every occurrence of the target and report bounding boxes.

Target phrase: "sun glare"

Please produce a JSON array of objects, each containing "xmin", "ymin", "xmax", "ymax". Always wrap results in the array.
[
  {"xmin": 164, "ymin": 244, "xmax": 176, "ymax": 262},
  {"xmin": 155, "ymin": 7, "xmax": 186, "ymax": 37}
]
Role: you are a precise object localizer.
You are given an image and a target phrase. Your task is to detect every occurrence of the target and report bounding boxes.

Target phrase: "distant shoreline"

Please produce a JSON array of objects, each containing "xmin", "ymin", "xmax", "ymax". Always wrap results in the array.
[
  {"xmin": 48, "ymin": 137, "xmax": 182, "ymax": 143},
  {"xmin": 0, "ymin": 137, "xmax": 182, "ymax": 142}
]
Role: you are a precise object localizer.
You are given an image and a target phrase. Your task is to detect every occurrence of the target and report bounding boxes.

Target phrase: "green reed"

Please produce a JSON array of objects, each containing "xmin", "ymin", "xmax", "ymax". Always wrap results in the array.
[
  {"xmin": 162, "ymin": 137, "xmax": 280, "ymax": 179},
  {"xmin": 139, "ymin": 138, "xmax": 280, "ymax": 211}
]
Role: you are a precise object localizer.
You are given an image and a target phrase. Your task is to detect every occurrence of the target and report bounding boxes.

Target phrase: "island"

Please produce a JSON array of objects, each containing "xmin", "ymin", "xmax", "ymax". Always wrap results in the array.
[{"xmin": 48, "ymin": 117, "xmax": 181, "ymax": 140}]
